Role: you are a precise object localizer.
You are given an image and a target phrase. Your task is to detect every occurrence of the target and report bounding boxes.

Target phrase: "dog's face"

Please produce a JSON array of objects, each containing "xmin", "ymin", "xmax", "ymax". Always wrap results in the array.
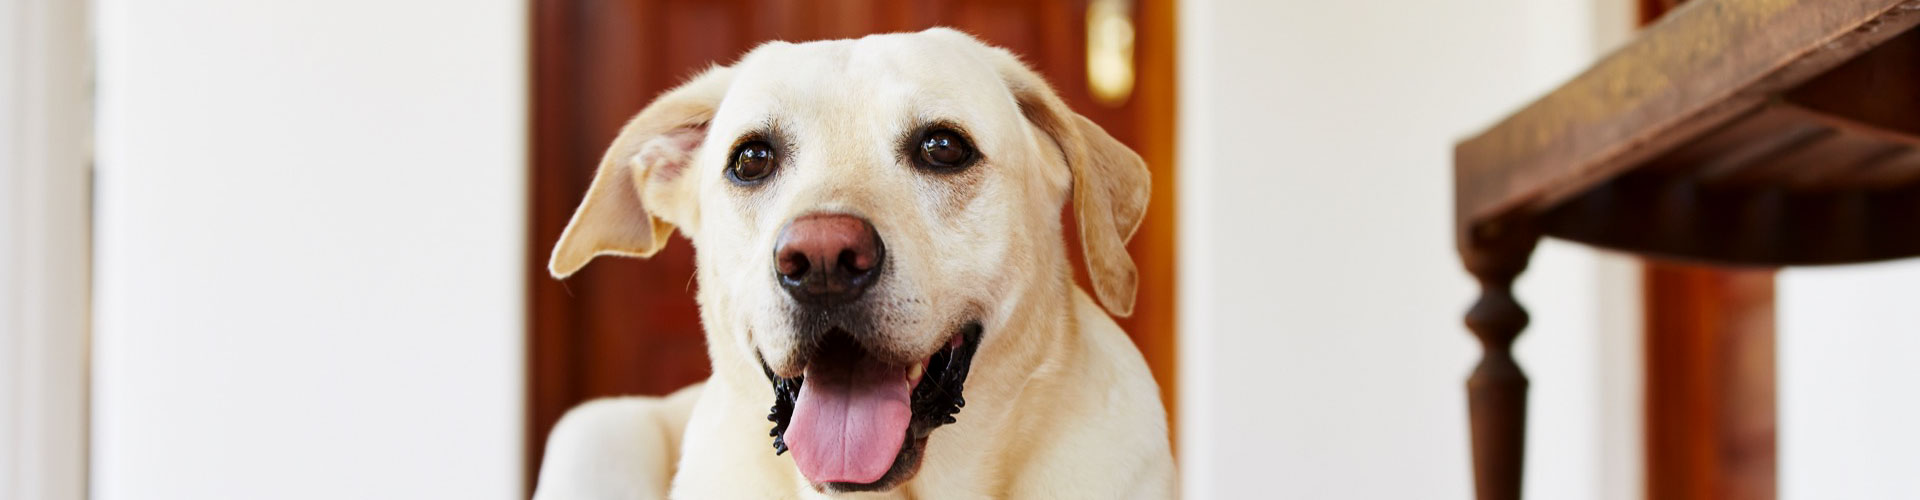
[
  {"xmin": 697, "ymin": 34, "xmax": 1063, "ymax": 379},
  {"xmin": 549, "ymin": 28, "xmax": 1148, "ymax": 493}
]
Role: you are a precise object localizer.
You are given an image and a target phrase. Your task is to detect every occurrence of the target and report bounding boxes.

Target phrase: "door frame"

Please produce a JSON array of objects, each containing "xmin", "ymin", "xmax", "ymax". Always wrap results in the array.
[{"xmin": 1, "ymin": 0, "xmax": 93, "ymax": 498}]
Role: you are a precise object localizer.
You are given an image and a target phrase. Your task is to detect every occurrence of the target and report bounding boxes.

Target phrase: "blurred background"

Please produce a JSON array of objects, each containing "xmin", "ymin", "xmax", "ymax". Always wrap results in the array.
[{"xmin": 4, "ymin": 0, "xmax": 1919, "ymax": 499}]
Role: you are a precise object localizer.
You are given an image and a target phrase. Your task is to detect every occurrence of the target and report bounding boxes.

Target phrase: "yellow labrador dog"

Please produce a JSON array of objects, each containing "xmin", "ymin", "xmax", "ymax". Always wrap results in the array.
[{"xmin": 534, "ymin": 28, "xmax": 1174, "ymax": 499}]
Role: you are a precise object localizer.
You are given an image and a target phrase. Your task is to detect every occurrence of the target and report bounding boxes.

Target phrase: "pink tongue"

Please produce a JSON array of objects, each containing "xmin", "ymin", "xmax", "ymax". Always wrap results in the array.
[{"xmin": 784, "ymin": 354, "xmax": 912, "ymax": 484}]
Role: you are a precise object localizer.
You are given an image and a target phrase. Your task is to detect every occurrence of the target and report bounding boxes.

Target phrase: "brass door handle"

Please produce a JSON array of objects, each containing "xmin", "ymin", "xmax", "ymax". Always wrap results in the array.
[{"xmin": 1086, "ymin": 0, "xmax": 1136, "ymax": 107}]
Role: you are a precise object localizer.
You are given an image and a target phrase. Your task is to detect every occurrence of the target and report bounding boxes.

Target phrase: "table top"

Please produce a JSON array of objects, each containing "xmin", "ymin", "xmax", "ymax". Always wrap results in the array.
[{"xmin": 1455, "ymin": 0, "xmax": 1920, "ymax": 265}]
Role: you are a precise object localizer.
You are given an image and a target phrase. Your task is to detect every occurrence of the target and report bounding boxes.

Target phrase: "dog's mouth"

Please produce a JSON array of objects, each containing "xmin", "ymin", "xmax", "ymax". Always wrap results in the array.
[{"xmin": 762, "ymin": 321, "xmax": 982, "ymax": 492}]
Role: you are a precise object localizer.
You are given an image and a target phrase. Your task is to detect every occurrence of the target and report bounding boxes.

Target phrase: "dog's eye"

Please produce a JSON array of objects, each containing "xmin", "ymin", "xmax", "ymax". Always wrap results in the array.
[
  {"xmin": 918, "ymin": 129, "xmax": 975, "ymax": 169},
  {"xmin": 729, "ymin": 141, "xmax": 776, "ymax": 183}
]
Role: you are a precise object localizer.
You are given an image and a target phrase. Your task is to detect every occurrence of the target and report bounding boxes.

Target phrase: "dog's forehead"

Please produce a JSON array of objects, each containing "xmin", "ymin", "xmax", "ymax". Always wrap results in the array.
[{"xmin": 713, "ymin": 32, "xmax": 1016, "ymax": 132}]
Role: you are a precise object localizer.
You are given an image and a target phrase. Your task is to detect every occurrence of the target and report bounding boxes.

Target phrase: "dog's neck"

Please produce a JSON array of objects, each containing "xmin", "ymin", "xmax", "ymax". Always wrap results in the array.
[{"xmin": 970, "ymin": 257, "xmax": 1082, "ymax": 399}]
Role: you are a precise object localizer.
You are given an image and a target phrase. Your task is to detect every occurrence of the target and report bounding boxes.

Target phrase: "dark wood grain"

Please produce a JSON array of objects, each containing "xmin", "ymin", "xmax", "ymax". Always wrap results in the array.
[
  {"xmin": 1786, "ymin": 28, "xmax": 1920, "ymax": 147},
  {"xmin": 1456, "ymin": 0, "xmax": 1920, "ymax": 243},
  {"xmin": 1545, "ymin": 174, "xmax": 1920, "ymax": 266},
  {"xmin": 1630, "ymin": 10, "xmax": 1781, "ymax": 499},
  {"xmin": 1455, "ymin": 2, "xmax": 1920, "ymax": 499},
  {"xmin": 1460, "ymin": 219, "xmax": 1540, "ymax": 500}
]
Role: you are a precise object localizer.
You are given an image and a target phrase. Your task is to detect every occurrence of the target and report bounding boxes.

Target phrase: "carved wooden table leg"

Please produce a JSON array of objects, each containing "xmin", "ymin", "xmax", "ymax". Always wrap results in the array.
[{"xmin": 1462, "ymin": 221, "xmax": 1540, "ymax": 500}]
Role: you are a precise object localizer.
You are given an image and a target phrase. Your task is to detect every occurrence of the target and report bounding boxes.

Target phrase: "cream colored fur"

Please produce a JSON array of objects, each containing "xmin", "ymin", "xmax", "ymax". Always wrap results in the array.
[{"xmin": 535, "ymin": 28, "xmax": 1174, "ymax": 499}]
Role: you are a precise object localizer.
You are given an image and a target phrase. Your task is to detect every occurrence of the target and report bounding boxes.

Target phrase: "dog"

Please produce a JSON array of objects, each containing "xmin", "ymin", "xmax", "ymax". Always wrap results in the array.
[{"xmin": 533, "ymin": 28, "xmax": 1174, "ymax": 499}]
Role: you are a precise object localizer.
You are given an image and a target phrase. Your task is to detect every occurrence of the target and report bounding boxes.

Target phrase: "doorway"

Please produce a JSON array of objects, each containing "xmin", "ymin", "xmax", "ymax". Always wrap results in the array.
[{"xmin": 526, "ymin": 0, "xmax": 1180, "ymax": 488}]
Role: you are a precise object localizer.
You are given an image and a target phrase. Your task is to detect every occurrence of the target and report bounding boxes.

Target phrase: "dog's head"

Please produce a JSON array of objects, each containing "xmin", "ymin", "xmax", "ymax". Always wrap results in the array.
[{"xmin": 549, "ymin": 28, "xmax": 1148, "ymax": 493}]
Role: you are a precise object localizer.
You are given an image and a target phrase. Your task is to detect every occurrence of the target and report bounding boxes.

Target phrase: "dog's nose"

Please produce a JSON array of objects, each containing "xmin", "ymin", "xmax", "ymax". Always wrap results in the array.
[{"xmin": 774, "ymin": 213, "xmax": 884, "ymax": 306}]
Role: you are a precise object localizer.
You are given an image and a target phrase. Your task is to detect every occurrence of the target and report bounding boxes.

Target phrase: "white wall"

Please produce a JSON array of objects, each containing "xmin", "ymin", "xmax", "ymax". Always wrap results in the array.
[
  {"xmin": 1779, "ymin": 263, "xmax": 1920, "ymax": 499},
  {"xmin": 1176, "ymin": 0, "xmax": 1640, "ymax": 498},
  {"xmin": 91, "ymin": 1, "xmax": 526, "ymax": 499}
]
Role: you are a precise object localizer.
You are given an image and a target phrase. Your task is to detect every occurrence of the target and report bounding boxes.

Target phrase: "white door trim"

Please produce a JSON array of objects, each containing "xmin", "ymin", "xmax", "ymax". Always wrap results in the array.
[{"xmin": 1, "ymin": 0, "xmax": 93, "ymax": 498}]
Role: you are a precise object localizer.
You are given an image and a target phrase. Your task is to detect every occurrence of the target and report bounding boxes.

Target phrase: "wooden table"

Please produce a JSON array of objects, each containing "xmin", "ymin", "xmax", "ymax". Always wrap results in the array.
[{"xmin": 1452, "ymin": 1, "xmax": 1920, "ymax": 499}]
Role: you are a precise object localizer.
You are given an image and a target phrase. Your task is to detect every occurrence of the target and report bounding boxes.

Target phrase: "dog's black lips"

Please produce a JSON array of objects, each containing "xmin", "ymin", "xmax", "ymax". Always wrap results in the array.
[
  {"xmin": 762, "ymin": 363, "xmax": 801, "ymax": 455},
  {"xmin": 761, "ymin": 321, "xmax": 984, "ymax": 491}
]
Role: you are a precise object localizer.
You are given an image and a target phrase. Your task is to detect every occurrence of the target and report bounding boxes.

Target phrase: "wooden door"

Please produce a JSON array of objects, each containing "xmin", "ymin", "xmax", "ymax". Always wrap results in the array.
[
  {"xmin": 1636, "ymin": 2, "xmax": 1778, "ymax": 499},
  {"xmin": 528, "ymin": 0, "xmax": 1179, "ymax": 487}
]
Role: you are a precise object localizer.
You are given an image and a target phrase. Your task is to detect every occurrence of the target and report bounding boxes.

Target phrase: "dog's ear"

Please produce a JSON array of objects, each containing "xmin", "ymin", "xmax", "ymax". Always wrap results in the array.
[
  {"xmin": 549, "ymin": 66, "xmax": 733, "ymax": 279},
  {"xmin": 994, "ymin": 50, "xmax": 1151, "ymax": 317}
]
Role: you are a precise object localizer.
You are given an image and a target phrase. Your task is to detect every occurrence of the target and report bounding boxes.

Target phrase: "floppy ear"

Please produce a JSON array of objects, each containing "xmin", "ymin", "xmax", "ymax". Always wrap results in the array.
[
  {"xmin": 997, "ymin": 52, "xmax": 1151, "ymax": 317},
  {"xmin": 549, "ymin": 66, "xmax": 733, "ymax": 279}
]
